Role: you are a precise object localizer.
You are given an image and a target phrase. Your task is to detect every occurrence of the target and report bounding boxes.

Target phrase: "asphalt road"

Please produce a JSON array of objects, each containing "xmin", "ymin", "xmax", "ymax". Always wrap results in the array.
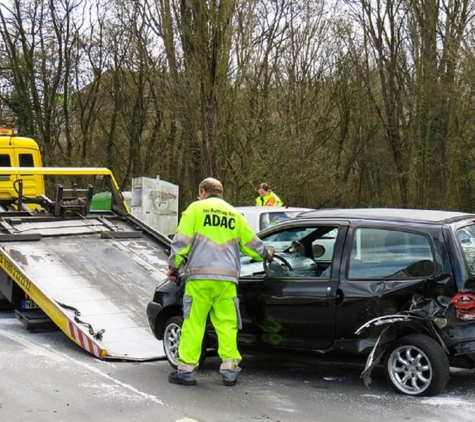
[{"xmin": 1, "ymin": 310, "xmax": 475, "ymax": 422}]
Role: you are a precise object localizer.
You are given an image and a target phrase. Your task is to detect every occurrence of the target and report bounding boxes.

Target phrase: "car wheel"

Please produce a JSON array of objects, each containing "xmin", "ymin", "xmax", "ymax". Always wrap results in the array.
[
  {"xmin": 163, "ymin": 316, "xmax": 182, "ymax": 369},
  {"xmin": 162, "ymin": 315, "xmax": 208, "ymax": 369},
  {"xmin": 384, "ymin": 333, "xmax": 450, "ymax": 397}
]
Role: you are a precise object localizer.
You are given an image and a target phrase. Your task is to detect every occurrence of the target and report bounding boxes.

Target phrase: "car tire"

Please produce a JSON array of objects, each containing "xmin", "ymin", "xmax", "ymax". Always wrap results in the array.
[
  {"xmin": 384, "ymin": 333, "xmax": 450, "ymax": 397},
  {"xmin": 162, "ymin": 315, "xmax": 208, "ymax": 369}
]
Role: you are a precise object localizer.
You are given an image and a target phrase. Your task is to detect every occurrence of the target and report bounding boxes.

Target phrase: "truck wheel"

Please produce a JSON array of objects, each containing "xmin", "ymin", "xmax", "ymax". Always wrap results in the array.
[
  {"xmin": 162, "ymin": 315, "xmax": 208, "ymax": 369},
  {"xmin": 384, "ymin": 333, "xmax": 449, "ymax": 396}
]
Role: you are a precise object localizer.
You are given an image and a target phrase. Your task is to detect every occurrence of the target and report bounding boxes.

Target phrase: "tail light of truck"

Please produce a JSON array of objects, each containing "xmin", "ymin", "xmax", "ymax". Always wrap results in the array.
[{"xmin": 451, "ymin": 292, "xmax": 475, "ymax": 321}]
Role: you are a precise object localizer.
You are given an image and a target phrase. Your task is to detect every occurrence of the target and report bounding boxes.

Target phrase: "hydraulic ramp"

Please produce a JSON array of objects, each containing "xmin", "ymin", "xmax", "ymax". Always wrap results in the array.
[{"xmin": 0, "ymin": 167, "xmax": 172, "ymax": 361}]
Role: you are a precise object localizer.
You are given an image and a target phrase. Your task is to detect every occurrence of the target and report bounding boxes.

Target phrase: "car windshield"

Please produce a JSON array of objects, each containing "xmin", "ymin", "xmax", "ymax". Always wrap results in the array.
[
  {"xmin": 457, "ymin": 224, "xmax": 475, "ymax": 274},
  {"xmin": 259, "ymin": 211, "xmax": 304, "ymax": 231}
]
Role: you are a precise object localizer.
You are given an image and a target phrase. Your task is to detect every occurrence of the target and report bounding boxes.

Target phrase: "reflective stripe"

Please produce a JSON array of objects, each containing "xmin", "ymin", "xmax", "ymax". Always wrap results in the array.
[
  {"xmin": 266, "ymin": 197, "xmax": 276, "ymax": 206},
  {"xmin": 168, "ymin": 232, "xmax": 193, "ymax": 269},
  {"xmin": 171, "ymin": 197, "xmax": 267, "ymax": 282},
  {"xmin": 194, "ymin": 232, "xmax": 239, "ymax": 251},
  {"xmin": 187, "ymin": 267, "xmax": 239, "ymax": 278},
  {"xmin": 183, "ymin": 295, "xmax": 192, "ymax": 319},
  {"xmin": 233, "ymin": 297, "xmax": 242, "ymax": 330},
  {"xmin": 220, "ymin": 358, "xmax": 241, "ymax": 370},
  {"xmin": 246, "ymin": 236, "xmax": 266, "ymax": 252},
  {"xmin": 178, "ymin": 363, "xmax": 196, "ymax": 372},
  {"xmin": 173, "ymin": 232, "xmax": 192, "ymax": 244}
]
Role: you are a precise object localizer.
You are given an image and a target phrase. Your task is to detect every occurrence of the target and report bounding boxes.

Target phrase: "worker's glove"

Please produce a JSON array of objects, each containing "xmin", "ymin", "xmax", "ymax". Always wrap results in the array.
[
  {"xmin": 265, "ymin": 250, "xmax": 274, "ymax": 261},
  {"xmin": 166, "ymin": 269, "xmax": 181, "ymax": 284}
]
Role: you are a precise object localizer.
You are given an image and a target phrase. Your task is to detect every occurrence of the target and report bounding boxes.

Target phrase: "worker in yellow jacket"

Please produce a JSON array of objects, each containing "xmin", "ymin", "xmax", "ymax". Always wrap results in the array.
[
  {"xmin": 256, "ymin": 182, "xmax": 283, "ymax": 206},
  {"xmin": 167, "ymin": 177, "xmax": 273, "ymax": 387}
]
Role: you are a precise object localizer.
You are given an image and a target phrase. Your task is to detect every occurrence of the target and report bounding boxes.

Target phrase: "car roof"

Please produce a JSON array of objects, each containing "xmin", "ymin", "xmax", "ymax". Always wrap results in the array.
[
  {"xmin": 298, "ymin": 208, "xmax": 475, "ymax": 224},
  {"xmin": 235, "ymin": 206, "xmax": 314, "ymax": 213}
]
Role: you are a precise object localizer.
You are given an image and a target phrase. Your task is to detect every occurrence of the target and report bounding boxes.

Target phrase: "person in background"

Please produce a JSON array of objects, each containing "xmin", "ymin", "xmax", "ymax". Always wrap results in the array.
[
  {"xmin": 256, "ymin": 183, "xmax": 283, "ymax": 207},
  {"xmin": 167, "ymin": 177, "xmax": 274, "ymax": 387}
]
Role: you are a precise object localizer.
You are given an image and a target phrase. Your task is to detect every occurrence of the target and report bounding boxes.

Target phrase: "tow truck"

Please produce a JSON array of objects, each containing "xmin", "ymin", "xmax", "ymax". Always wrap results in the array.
[{"xmin": 0, "ymin": 129, "xmax": 171, "ymax": 361}]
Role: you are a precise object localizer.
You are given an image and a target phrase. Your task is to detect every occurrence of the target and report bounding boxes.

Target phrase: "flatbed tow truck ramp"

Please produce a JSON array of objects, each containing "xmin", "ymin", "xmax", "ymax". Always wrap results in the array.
[{"xmin": 0, "ymin": 167, "xmax": 172, "ymax": 361}]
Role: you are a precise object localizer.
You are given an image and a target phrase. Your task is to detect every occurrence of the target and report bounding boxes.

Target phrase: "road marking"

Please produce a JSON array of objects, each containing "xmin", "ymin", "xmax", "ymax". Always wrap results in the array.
[
  {"xmin": 421, "ymin": 397, "xmax": 475, "ymax": 409},
  {"xmin": 0, "ymin": 326, "xmax": 68, "ymax": 362},
  {"xmin": 73, "ymin": 360, "xmax": 164, "ymax": 405},
  {"xmin": 0, "ymin": 323, "xmax": 163, "ymax": 405}
]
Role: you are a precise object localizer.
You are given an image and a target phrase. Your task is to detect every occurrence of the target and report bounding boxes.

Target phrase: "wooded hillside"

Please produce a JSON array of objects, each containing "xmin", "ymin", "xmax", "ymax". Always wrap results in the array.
[{"xmin": 1, "ymin": 0, "xmax": 475, "ymax": 212}]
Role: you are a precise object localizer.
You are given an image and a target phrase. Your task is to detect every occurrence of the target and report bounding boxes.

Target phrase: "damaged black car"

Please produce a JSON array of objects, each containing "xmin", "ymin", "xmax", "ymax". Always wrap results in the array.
[{"xmin": 146, "ymin": 208, "xmax": 475, "ymax": 397}]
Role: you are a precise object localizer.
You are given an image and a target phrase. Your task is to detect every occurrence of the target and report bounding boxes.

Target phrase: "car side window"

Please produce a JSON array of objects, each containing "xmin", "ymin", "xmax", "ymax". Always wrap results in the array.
[
  {"xmin": 347, "ymin": 228, "xmax": 434, "ymax": 279},
  {"xmin": 248, "ymin": 225, "xmax": 339, "ymax": 278},
  {"xmin": 457, "ymin": 224, "xmax": 475, "ymax": 275}
]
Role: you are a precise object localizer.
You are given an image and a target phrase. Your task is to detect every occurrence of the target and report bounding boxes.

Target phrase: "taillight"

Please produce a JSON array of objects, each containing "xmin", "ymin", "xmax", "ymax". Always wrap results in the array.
[{"xmin": 451, "ymin": 292, "xmax": 475, "ymax": 321}]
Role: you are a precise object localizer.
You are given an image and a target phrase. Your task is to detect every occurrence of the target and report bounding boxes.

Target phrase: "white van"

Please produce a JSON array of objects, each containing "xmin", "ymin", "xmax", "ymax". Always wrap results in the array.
[{"xmin": 235, "ymin": 206, "xmax": 314, "ymax": 233}]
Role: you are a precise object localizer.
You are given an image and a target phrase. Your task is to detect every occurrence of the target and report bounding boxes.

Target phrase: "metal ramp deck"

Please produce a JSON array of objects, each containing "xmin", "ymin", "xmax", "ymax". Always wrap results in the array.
[{"xmin": 0, "ymin": 216, "xmax": 168, "ymax": 361}]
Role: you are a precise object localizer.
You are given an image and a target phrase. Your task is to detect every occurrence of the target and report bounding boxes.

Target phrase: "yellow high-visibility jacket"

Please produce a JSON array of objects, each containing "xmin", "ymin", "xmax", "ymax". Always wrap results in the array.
[
  {"xmin": 256, "ymin": 191, "xmax": 283, "ymax": 207},
  {"xmin": 169, "ymin": 195, "xmax": 267, "ymax": 283}
]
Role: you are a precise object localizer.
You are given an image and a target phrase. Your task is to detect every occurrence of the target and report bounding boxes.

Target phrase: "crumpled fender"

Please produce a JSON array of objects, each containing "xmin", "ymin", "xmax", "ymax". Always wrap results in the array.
[{"xmin": 355, "ymin": 314, "xmax": 448, "ymax": 388}]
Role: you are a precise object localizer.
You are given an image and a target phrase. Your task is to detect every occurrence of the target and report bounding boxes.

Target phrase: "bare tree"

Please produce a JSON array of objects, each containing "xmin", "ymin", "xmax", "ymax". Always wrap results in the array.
[
  {"xmin": 0, "ymin": 0, "xmax": 87, "ymax": 166},
  {"xmin": 346, "ymin": 0, "xmax": 475, "ymax": 209},
  {"xmin": 144, "ymin": 0, "xmax": 239, "ymax": 203}
]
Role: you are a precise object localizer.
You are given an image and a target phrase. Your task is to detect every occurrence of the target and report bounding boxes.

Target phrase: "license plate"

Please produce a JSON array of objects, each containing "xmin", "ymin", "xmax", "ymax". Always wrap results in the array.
[{"xmin": 21, "ymin": 300, "xmax": 39, "ymax": 309}]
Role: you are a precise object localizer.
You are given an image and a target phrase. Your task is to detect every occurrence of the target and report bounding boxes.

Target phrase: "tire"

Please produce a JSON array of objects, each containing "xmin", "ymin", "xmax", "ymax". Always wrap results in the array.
[
  {"xmin": 384, "ymin": 333, "xmax": 450, "ymax": 397},
  {"xmin": 162, "ymin": 315, "xmax": 208, "ymax": 369}
]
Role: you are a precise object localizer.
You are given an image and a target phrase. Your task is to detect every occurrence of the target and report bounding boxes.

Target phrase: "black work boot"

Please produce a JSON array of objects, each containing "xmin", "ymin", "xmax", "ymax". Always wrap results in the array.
[
  {"xmin": 220, "ymin": 364, "xmax": 242, "ymax": 387},
  {"xmin": 168, "ymin": 371, "xmax": 197, "ymax": 386},
  {"xmin": 222, "ymin": 377, "xmax": 238, "ymax": 387}
]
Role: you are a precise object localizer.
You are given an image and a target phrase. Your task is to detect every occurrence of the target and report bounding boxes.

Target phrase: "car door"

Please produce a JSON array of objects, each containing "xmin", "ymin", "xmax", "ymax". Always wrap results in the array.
[
  {"xmin": 335, "ymin": 225, "xmax": 438, "ymax": 340},
  {"xmin": 238, "ymin": 221, "xmax": 348, "ymax": 350}
]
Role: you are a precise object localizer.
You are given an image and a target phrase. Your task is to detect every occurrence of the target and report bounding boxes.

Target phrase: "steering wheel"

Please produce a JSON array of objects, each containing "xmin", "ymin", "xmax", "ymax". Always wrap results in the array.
[{"xmin": 263, "ymin": 254, "xmax": 294, "ymax": 277}]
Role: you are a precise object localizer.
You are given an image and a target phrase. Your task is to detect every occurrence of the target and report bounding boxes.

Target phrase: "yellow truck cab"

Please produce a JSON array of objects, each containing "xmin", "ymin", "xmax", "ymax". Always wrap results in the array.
[{"xmin": 0, "ymin": 128, "xmax": 45, "ymax": 209}]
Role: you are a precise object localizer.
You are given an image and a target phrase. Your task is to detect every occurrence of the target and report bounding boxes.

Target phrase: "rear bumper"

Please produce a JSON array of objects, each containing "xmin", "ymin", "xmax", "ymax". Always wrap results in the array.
[{"xmin": 452, "ymin": 339, "xmax": 475, "ymax": 356}]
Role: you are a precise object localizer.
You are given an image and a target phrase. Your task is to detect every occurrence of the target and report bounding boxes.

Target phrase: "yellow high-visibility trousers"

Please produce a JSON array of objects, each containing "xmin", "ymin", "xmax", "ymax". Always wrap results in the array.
[{"xmin": 178, "ymin": 279, "xmax": 242, "ymax": 368}]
